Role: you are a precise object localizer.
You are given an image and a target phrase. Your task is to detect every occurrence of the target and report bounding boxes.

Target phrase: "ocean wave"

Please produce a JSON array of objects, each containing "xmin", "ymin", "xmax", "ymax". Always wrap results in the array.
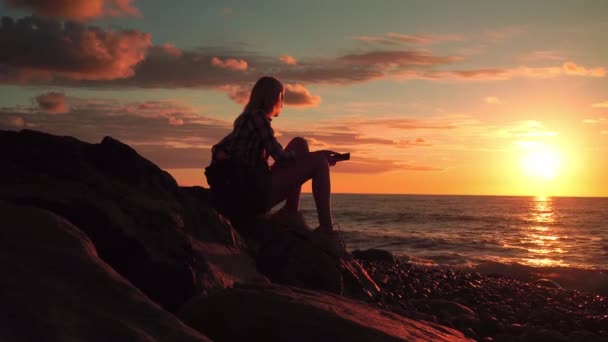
[
  {"xmin": 333, "ymin": 209, "xmax": 533, "ymax": 227},
  {"xmin": 344, "ymin": 229, "xmax": 515, "ymax": 254}
]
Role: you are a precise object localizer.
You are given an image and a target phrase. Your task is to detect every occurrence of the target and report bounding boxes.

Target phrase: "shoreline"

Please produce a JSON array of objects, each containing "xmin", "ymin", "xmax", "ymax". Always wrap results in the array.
[{"xmin": 356, "ymin": 252, "xmax": 608, "ymax": 341}]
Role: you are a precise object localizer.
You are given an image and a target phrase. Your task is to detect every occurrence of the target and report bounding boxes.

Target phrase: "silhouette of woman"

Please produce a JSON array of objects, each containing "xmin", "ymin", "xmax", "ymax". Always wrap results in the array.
[{"xmin": 206, "ymin": 76, "xmax": 343, "ymax": 248}]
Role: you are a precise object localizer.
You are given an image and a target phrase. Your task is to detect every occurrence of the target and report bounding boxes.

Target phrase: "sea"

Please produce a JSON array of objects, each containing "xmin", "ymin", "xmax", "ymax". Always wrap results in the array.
[{"xmin": 296, "ymin": 194, "xmax": 608, "ymax": 292}]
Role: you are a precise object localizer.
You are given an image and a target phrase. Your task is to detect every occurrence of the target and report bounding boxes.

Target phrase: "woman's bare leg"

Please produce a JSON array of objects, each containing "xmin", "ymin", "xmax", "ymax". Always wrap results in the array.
[
  {"xmin": 270, "ymin": 138, "xmax": 333, "ymax": 229},
  {"xmin": 280, "ymin": 137, "xmax": 308, "ymax": 213}
]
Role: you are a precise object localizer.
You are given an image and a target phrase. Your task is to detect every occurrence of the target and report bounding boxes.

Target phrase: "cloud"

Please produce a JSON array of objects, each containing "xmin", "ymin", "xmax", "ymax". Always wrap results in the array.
[
  {"xmin": 0, "ymin": 95, "xmax": 455, "ymax": 173},
  {"xmin": 280, "ymin": 55, "xmax": 297, "ymax": 65},
  {"xmin": 592, "ymin": 101, "xmax": 608, "ymax": 108},
  {"xmin": 284, "ymin": 84, "xmax": 321, "ymax": 107},
  {"xmin": 277, "ymin": 117, "xmax": 451, "ymax": 153},
  {"xmin": 210, "ymin": 57, "xmax": 248, "ymax": 71},
  {"xmin": 112, "ymin": 47, "xmax": 458, "ymax": 88},
  {"xmin": 220, "ymin": 83, "xmax": 321, "ymax": 107},
  {"xmin": 35, "ymin": 92, "xmax": 68, "ymax": 114},
  {"xmin": 331, "ymin": 155, "xmax": 442, "ymax": 174},
  {"xmin": 0, "ymin": 97, "xmax": 230, "ymax": 169},
  {"xmin": 338, "ymin": 50, "xmax": 462, "ymax": 66},
  {"xmin": 484, "ymin": 96, "xmax": 502, "ymax": 104},
  {"xmin": 562, "ymin": 62, "xmax": 606, "ymax": 77},
  {"xmin": 350, "ymin": 117, "xmax": 457, "ymax": 130},
  {"xmin": 353, "ymin": 32, "xmax": 464, "ymax": 45},
  {"xmin": 403, "ymin": 61, "xmax": 606, "ymax": 81},
  {"xmin": 219, "ymin": 84, "xmax": 250, "ymax": 104},
  {"xmin": 6, "ymin": 115, "xmax": 24, "ymax": 127},
  {"xmin": 0, "ymin": 16, "xmax": 151, "ymax": 81},
  {"xmin": 520, "ymin": 50, "xmax": 564, "ymax": 62},
  {"xmin": 160, "ymin": 44, "xmax": 183, "ymax": 58},
  {"xmin": 168, "ymin": 116, "xmax": 184, "ymax": 126},
  {"xmin": 5, "ymin": 0, "xmax": 141, "ymax": 21}
]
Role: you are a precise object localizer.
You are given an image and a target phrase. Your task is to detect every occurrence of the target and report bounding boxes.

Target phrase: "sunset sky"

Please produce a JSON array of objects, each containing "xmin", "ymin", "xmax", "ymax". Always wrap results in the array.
[{"xmin": 1, "ymin": 0, "xmax": 607, "ymax": 196}]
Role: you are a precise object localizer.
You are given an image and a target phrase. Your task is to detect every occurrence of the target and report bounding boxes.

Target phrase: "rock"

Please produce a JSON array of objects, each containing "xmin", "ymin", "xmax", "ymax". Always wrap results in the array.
[
  {"xmin": 241, "ymin": 218, "xmax": 381, "ymax": 301},
  {"xmin": 0, "ymin": 202, "xmax": 211, "ymax": 342},
  {"xmin": 521, "ymin": 327, "xmax": 569, "ymax": 342},
  {"xmin": 0, "ymin": 129, "xmax": 266, "ymax": 312},
  {"xmin": 179, "ymin": 284, "xmax": 472, "ymax": 342},
  {"xmin": 352, "ymin": 248, "xmax": 398, "ymax": 263},
  {"xmin": 567, "ymin": 330, "xmax": 604, "ymax": 342},
  {"xmin": 532, "ymin": 278, "xmax": 563, "ymax": 289},
  {"xmin": 408, "ymin": 299, "xmax": 477, "ymax": 319}
]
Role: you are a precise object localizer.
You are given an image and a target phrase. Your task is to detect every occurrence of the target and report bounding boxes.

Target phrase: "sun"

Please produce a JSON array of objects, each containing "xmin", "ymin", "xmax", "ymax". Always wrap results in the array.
[{"xmin": 519, "ymin": 144, "xmax": 562, "ymax": 180}]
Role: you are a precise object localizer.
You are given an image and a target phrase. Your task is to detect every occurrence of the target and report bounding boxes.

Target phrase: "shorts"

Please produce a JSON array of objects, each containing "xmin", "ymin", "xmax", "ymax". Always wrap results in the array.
[{"xmin": 205, "ymin": 159, "xmax": 272, "ymax": 221}]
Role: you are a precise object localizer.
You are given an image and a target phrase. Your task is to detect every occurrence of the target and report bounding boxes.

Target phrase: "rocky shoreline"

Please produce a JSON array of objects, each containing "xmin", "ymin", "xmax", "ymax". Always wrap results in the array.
[
  {"xmin": 355, "ymin": 250, "xmax": 608, "ymax": 341},
  {"xmin": 1, "ymin": 129, "xmax": 606, "ymax": 341}
]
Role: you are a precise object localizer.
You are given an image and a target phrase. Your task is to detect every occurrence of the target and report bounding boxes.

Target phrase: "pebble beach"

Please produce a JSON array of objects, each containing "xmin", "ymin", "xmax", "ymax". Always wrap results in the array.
[{"xmin": 358, "ymin": 255, "xmax": 608, "ymax": 341}]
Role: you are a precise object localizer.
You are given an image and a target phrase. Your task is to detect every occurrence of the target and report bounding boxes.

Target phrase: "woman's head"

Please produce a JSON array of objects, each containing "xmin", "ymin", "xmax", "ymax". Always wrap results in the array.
[{"xmin": 244, "ymin": 76, "xmax": 285, "ymax": 118}]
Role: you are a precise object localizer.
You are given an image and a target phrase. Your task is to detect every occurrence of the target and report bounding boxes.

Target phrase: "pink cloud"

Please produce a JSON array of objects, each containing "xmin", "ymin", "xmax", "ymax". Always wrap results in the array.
[
  {"xmin": 211, "ymin": 57, "xmax": 248, "ymax": 71},
  {"xmin": 280, "ymin": 55, "xmax": 298, "ymax": 65},
  {"xmin": 562, "ymin": 62, "xmax": 606, "ymax": 77},
  {"xmin": 338, "ymin": 50, "xmax": 462, "ymax": 66},
  {"xmin": 353, "ymin": 33, "xmax": 464, "ymax": 45},
  {"xmin": 168, "ymin": 116, "xmax": 184, "ymax": 126},
  {"xmin": 219, "ymin": 85, "xmax": 250, "ymax": 104},
  {"xmin": 0, "ymin": 16, "xmax": 151, "ymax": 81},
  {"xmin": 398, "ymin": 62, "xmax": 606, "ymax": 81},
  {"xmin": 220, "ymin": 83, "xmax": 321, "ymax": 108},
  {"xmin": 351, "ymin": 36, "xmax": 397, "ymax": 45},
  {"xmin": 520, "ymin": 50, "xmax": 564, "ymax": 62},
  {"xmin": 354, "ymin": 118, "xmax": 456, "ymax": 130},
  {"xmin": 160, "ymin": 44, "xmax": 183, "ymax": 58},
  {"xmin": 35, "ymin": 92, "xmax": 69, "ymax": 114},
  {"xmin": 5, "ymin": 0, "xmax": 141, "ymax": 21},
  {"xmin": 284, "ymin": 84, "xmax": 321, "ymax": 107},
  {"xmin": 7, "ymin": 116, "xmax": 24, "ymax": 127},
  {"xmin": 331, "ymin": 156, "xmax": 442, "ymax": 174}
]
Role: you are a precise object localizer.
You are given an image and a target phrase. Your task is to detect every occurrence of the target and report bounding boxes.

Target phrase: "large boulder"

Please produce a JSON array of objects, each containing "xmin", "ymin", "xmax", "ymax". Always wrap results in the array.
[
  {"xmin": 179, "ymin": 284, "xmax": 472, "ymax": 342},
  {"xmin": 0, "ymin": 129, "xmax": 266, "ymax": 312},
  {"xmin": 0, "ymin": 202, "xmax": 211, "ymax": 342},
  {"xmin": 238, "ymin": 218, "xmax": 381, "ymax": 301}
]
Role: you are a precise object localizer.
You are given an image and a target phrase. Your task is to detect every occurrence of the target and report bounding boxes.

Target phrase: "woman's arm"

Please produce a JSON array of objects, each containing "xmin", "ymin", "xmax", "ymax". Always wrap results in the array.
[{"xmin": 249, "ymin": 114, "xmax": 294, "ymax": 162}]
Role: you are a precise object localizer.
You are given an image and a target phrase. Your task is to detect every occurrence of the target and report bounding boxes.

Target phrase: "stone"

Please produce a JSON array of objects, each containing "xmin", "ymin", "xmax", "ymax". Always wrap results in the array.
[
  {"xmin": 0, "ymin": 129, "xmax": 266, "ymax": 312},
  {"xmin": 179, "ymin": 284, "xmax": 472, "ymax": 342},
  {"xmin": 352, "ymin": 248, "xmax": 398, "ymax": 263},
  {"xmin": 0, "ymin": 202, "xmax": 211, "ymax": 342},
  {"xmin": 240, "ymin": 217, "xmax": 381, "ymax": 301}
]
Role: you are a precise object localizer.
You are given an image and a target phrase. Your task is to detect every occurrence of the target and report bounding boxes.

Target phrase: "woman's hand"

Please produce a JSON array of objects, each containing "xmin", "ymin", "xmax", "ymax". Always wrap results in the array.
[{"xmin": 318, "ymin": 150, "xmax": 339, "ymax": 166}]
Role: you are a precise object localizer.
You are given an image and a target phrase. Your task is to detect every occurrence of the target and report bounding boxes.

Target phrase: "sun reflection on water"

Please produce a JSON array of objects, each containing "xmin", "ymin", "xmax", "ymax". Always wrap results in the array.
[{"xmin": 521, "ymin": 196, "xmax": 568, "ymax": 267}]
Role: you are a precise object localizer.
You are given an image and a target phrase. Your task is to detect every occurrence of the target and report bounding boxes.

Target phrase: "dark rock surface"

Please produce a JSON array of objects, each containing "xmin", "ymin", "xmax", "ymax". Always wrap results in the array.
[
  {"xmin": 179, "ymin": 284, "xmax": 471, "ymax": 342},
  {"xmin": 0, "ymin": 202, "xmax": 211, "ymax": 342},
  {"xmin": 1, "ymin": 129, "xmax": 467, "ymax": 341},
  {"xmin": 359, "ymin": 258, "xmax": 608, "ymax": 341},
  {"xmin": 0, "ymin": 129, "xmax": 266, "ymax": 313},
  {"xmin": 238, "ymin": 217, "xmax": 381, "ymax": 301}
]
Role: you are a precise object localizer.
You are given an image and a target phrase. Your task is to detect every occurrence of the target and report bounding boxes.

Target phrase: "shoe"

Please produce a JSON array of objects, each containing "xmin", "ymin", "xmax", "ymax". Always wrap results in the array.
[
  {"xmin": 312, "ymin": 224, "xmax": 352, "ymax": 260},
  {"xmin": 268, "ymin": 206, "xmax": 312, "ymax": 236}
]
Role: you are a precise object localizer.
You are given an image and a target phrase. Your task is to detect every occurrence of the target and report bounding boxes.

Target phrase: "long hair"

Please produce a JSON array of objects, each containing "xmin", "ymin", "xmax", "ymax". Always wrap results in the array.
[{"xmin": 243, "ymin": 76, "xmax": 284, "ymax": 115}]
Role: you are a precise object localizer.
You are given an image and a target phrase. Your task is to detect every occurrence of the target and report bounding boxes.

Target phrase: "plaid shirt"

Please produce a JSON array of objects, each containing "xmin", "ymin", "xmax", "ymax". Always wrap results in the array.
[{"xmin": 212, "ymin": 110, "xmax": 292, "ymax": 167}]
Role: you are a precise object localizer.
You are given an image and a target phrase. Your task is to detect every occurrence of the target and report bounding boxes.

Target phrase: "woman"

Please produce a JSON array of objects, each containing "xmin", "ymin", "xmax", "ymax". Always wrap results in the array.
[{"xmin": 206, "ymin": 76, "xmax": 343, "ymax": 250}]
